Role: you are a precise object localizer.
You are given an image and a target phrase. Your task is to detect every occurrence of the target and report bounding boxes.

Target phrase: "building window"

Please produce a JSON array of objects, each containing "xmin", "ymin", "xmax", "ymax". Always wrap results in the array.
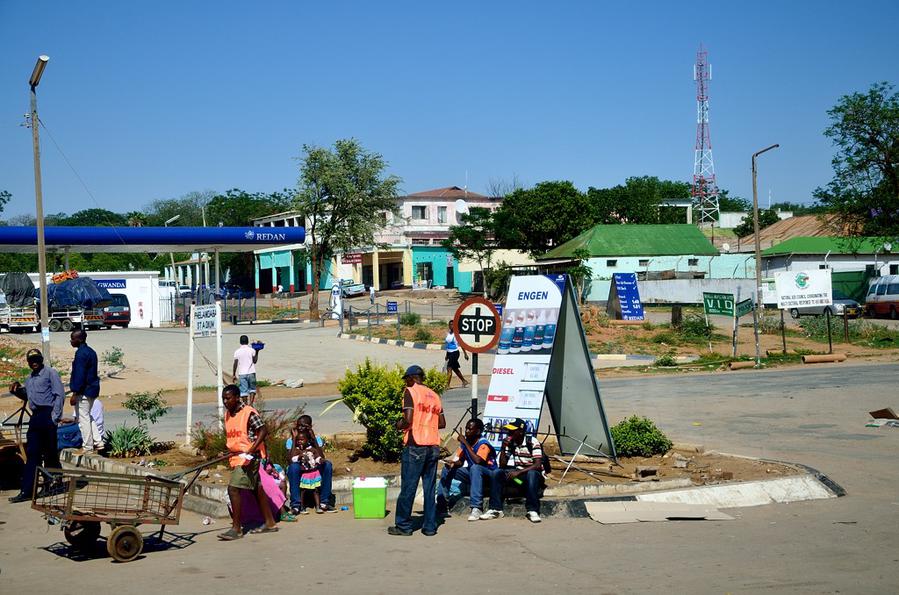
[
  {"xmin": 412, "ymin": 238, "xmax": 429, "ymax": 245},
  {"xmin": 819, "ymin": 264, "xmax": 830, "ymax": 269},
  {"xmin": 411, "ymin": 205, "xmax": 427, "ymax": 220},
  {"xmin": 638, "ymin": 259, "xmax": 650, "ymax": 267},
  {"xmin": 890, "ymin": 264, "xmax": 898, "ymax": 275},
  {"xmin": 606, "ymin": 259, "xmax": 617, "ymax": 267},
  {"xmin": 437, "ymin": 206, "xmax": 447, "ymax": 224},
  {"xmin": 687, "ymin": 258, "xmax": 699, "ymax": 266}
]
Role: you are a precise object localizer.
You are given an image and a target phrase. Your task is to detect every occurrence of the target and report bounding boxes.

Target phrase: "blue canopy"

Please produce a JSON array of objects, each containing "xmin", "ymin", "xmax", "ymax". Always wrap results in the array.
[{"xmin": 0, "ymin": 226, "xmax": 305, "ymax": 253}]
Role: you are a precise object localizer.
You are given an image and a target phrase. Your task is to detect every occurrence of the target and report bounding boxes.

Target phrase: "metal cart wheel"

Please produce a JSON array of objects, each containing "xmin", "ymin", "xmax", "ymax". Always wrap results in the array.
[
  {"xmin": 61, "ymin": 319, "xmax": 74, "ymax": 332},
  {"xmin": 106, "ymin": 525, "xmax": 143, "ymax": 562},
  {"xmin": 64, "ymin": 520, "xmax": 101, "ymax": 550}
]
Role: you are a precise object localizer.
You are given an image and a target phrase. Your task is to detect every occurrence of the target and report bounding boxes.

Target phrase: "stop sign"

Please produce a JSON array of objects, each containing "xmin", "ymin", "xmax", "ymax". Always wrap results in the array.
[{"xmin": 453, "ymin": 297, "xmax": 501, "ymax": 353}]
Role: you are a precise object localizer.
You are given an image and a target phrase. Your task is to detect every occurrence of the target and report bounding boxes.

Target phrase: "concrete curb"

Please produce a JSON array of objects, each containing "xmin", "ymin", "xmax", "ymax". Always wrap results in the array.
[{"xmin": 337, "ymin": 333, "xmax": 658, "ymax": 362}]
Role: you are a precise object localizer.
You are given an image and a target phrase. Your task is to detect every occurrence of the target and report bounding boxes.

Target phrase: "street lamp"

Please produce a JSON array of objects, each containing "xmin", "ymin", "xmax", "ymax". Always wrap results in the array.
[
  {"xmin": 165, "ymin": 215, "xmax": 181, "ymax": 284},
  {"xmin": 752, "ymin": 143, "xmax": 780, "ymax": 366},
  {"xmin": 29, "ymin": 55, "xmax": 51, "ymax": 361}
]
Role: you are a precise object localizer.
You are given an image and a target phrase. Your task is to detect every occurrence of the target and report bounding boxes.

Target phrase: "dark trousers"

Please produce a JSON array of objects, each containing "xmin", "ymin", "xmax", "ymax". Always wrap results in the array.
[
  {"xmin": 287, "ymin": 460, "xmax": 333, "ymax": 509},
  {"xmin": 394, "ymin": 445, "xmax": 439, "ymax": 533},
  {"xmin": 497, "ymin": 469, "xmax": 543, "ymax": 513},
  {"xmin": 22, "ymin": 407, "xmax": 60, "ymax": 495}
]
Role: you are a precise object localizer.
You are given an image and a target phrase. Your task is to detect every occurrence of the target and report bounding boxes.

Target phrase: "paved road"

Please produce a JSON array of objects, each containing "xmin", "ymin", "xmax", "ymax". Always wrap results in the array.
[{"xmin": 2, "ymin": 362, "xmax": 897, "ymax": 593}]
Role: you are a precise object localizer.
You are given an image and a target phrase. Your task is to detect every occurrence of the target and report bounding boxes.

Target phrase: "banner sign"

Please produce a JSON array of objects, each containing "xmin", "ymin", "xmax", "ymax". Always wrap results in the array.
[
  {"xmin": 774, "ymin": 270, "xmax": 833, "ymax": 309},
  {"xmin": 193, "ymin": 304, "xmax": 220, "ymax": 338},
  {"xmin": 612, "ymin": 273, "xmax": 644, "ymax": 320},
  {"xmin": 342, "ymin": 252, "xmax": 363, "ymax": 264},
  {"xmin": 483, "ymin": 274, "xmax": 566, "ymax": 442},
  {"xmin": 736, "ymin": 298, "xmax": 754, "ymax": 318},
  {"xmin": 703, "ymin": 292, "xmax": 735, "ymax": 316},
  {"xmin": 95, "ymin": 279, "xmax": 126, "ymax": 290}
]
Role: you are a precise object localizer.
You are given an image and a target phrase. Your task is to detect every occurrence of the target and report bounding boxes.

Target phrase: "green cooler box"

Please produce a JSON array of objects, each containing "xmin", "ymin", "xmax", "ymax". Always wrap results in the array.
[{"xmin": 353, "ymin": 477, "xmax": 387, "ymax": 519}]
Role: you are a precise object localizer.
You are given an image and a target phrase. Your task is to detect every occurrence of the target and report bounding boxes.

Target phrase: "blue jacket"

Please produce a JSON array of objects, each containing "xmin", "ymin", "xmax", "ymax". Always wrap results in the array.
[{"xmin": 70, "ymin": 343, "xmax": 100, "ymax": 398}]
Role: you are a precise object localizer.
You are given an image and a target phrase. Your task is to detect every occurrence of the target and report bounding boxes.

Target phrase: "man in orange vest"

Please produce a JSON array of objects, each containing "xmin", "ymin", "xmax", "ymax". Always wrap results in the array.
[
  {"xmin": 388, "ymin": 365, "xmax": 445, "ymax": 536},
  {"xmin": 218, "ymin": 384, "xmax": 278, "ymax": 541}
]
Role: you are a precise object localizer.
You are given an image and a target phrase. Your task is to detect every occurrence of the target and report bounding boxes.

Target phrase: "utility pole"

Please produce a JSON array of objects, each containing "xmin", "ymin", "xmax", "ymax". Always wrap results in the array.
[
  {"xmin": 752, "ymin": 144, "xmax": 780, "ymax": 367},
  {"xmin": 29, "ymin": 55, "xmax": 51, "ymax": 361}
]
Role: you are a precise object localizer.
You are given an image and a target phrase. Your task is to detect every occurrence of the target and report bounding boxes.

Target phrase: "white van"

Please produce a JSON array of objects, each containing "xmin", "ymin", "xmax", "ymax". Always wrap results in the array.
[{"xmin": 865, "ymin": 275, "xmax": 899, "ymax": 319}]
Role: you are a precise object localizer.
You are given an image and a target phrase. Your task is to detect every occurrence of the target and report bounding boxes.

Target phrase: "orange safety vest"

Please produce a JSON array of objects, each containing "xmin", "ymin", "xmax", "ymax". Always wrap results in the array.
[
  {"xmin": 225, "ymin": 405, "xmax": 266, "ymax": 468},
  {"xmin": 403, "ymin": 383, "xmax": 442, "ymax": 446}
]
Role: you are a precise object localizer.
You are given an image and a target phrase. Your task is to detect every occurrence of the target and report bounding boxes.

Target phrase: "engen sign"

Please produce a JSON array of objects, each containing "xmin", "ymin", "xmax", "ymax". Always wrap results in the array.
[{"xmin": 453, "ymin": 297, "xmax": 501, "ymax": 353}]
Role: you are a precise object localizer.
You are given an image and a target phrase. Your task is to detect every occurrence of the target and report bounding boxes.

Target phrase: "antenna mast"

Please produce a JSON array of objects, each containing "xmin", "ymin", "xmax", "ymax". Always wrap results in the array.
[{"xmin": 691, "ymin": 44, "xmax": 720, "ymax": 227}]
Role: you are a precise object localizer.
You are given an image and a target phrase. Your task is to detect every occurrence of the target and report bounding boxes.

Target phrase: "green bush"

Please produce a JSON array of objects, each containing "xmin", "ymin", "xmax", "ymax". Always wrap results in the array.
[
  {"xmin": 610, "ymin": 416, "xmax": 673, "ymax": 457},
  {"xmin": 101, "ymin": 346, "xmax": 125, "ymax": 368},
  {"xmin": 678, "ymin": 313, "xmax": 714, "ymax": 340},
  {"xmin": 651, "ymin": 330, "xmax": 680, "ymax": 345},
  {"xmin": 798, "ymin": 316, "xmax": 899, "ymax": 348},
  {"xmin": 122, "ymin": 391, "xmax": 170, "ymax": 426},
  {"xmin": 400, "ymin": 312, "xmax": 421, "ymax": 326},
  {"xmin": 335, "ymin": 359, "xmax": 447, "ymax": 461},
  {"xmin": 758, "ymin": 313, "xmax": 783, "ymax": 335},
  {"xmin": 106, "ymin": 425, "xmax": 153, "ymax": 457},
  {"xmin": 412, "ymin": 326, "xmax": 433, "ymax": 342},
  {"xmin": 653, "ymin": 353, "xmax": 677, "ymax": 367}
]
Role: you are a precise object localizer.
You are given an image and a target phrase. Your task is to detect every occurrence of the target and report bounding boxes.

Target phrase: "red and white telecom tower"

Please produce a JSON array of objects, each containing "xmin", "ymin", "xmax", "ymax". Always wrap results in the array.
[{"xmin": 692, "ymin": 44, "xmax": 719, "ymax": 226}]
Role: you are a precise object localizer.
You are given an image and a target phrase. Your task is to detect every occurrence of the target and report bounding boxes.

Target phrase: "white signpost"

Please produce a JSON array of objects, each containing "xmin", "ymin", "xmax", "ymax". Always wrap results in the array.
[
  {"xmin": 774, "ymin": 270, "xmax": 833, "ymax": 309},
  {"xmin": 185, "ymin": 303, "xmax": 223, "ymax": 444}
]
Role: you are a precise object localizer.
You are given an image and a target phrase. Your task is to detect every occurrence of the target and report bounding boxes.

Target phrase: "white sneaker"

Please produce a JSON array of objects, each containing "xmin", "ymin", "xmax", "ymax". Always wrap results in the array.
[
  {"xmin": 526, "ymin": 511, "xmax": 542, "ymax": 523},
  {"xmin": 479, "ymin": 509, "xmax": 505, "ymax": 520},
  {"xmin": 468, "ymin": 508, "xmax": 483, "ymax": 522}
]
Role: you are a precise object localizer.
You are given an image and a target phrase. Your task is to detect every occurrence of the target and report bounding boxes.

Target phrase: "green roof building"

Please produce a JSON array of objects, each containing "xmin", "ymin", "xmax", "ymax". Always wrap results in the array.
[
  {"xmin": 542, "ymin": 224, "xmax": 719, "ymax": 259},
  {"xmin": 761, "ymin": 236, "xmax": 898, "ymax": 278}
]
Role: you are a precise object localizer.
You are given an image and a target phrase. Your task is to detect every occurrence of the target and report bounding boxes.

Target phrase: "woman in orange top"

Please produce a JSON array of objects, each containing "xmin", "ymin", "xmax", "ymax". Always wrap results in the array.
[
  {"xmin": 388, "ymin": 365, "xmax": 446, "ymax": 537},
  {"xmin": 218, "ymin": 384, "xmax": 278, "ymax": 541}
]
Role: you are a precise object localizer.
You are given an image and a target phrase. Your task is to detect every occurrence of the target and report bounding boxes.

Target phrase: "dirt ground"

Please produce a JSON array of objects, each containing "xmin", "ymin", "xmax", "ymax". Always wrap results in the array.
[{"xmin": 114, "ymin": 432, "xmax": 799, "ymax": 488}]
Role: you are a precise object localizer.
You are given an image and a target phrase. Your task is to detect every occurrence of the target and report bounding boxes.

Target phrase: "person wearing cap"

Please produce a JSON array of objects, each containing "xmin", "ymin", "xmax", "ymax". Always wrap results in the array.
[
  {"xmin": 8, "ymin": 349, "xmax": 65, "ymax": 503},
  {"xmin": 69, "ymin": 329, "xmax": 101, "ymax": 453},
  {"xmin": 387, "ymin": 364, "xmax": 446, "ymax": 536},
  {"xmin": 480, "ymin": 418, "xmax": 544, "ymax": 523}
]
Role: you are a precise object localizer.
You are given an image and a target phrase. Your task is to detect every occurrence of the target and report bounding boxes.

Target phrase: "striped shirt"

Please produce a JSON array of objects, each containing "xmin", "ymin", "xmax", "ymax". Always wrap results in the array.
[{"xmin": 507, "ymin": 437, "xmax": 542, "ymax": 470}]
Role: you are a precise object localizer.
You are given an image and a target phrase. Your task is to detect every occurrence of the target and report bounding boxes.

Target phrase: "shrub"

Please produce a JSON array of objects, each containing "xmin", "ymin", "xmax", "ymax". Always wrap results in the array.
[
  {"xmin": 610, "ymin": 416, "xmax": 673, "ymax": 457},
  {"xmin": 641, "ymin": 321, "xmax": 655, "ymax": 331},
  {"xmin": 106, "ymin": 425, "xmax": 153, "ymax": 457},
  {"xmin": 651, "ymin": 330, "xmax": 680, "ymax": 345},
  {"xmin": 335, "ymin": 359, "xmax": 447, "ymax": 461},
  {"xmin": 400, "ymin": 312, "xmax": 421, "ymax": 326},
  {"xmin": 758, "ymin": 313, "xmax": 783, "ymax": 335},
  {"xmin": 678, "ymin": 313, "xmax": 714, "ymax": 340},
  {"xmin": 123, "ymin": 391, "xmax": 170, "ymax": 426},
  {"xmin": 412, "ymin": 327, "xmax": 433, "ymax": 342},
  {"xmin": 101, "ymin": 346, "xmax": 125, "ymax": 368},
  {"xmin": 798, "ymin": 316, "xmax": 899, "ymax": 347},
  {"xmin": 654, "ymin": 353, "xmax": 677, "ymax": 367}
]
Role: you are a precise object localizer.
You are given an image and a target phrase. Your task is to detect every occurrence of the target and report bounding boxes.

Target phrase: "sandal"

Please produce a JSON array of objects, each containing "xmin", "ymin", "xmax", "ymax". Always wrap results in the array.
[
  {"xmin": 281, "ymin": 512, "xmax": 298, "ymax": 522},
  {"xmin": 218, "ymin": 528, "xmax": 243, "ymax": 541},
  {"xmin": 250, "ymin": 525, "xmax": 279, "ymax": 534}
]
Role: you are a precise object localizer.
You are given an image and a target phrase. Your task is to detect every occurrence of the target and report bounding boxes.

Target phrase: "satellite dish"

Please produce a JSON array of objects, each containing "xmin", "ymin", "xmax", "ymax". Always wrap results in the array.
[
  {"xmin": 722, "ymin": 242, "xmax": 731, "ymax": 253},
  {"xmin": 884, "ymin": 242, "xmax": 893, "ymax": 252},
  {"xmin": 454, "ymin": 199, "xmax": 469, "ymax": 215}
]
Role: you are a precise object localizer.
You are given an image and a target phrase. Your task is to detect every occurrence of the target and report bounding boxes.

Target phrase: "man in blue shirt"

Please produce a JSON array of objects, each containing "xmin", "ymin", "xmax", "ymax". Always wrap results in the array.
[
  {"xmin": 69, "ymin": 329, "xmax": 101, "ymax": 453},
  {"xmin": 8, "ymin": 349, "xmax": 65, "ymax": 503}
]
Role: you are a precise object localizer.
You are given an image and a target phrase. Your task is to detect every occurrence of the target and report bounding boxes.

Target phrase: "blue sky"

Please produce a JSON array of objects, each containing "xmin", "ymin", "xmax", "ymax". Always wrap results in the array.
[{"xmin": 1, "ymin": 1, "xmax": 897, "ymax": 219}]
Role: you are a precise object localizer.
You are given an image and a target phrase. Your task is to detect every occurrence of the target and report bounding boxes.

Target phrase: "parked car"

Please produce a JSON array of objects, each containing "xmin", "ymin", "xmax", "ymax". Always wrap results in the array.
[
  {"xmin": 178, "ymin": 284, "xmax": 193, "ymax": 297},
  {"xmin": 339, "ymin": 279, "xmax": 366, "ymax": 298},
  {"xmin": 103, "ymin": 293, "xmax": 131, "ymax": 328},
  {"xmin": 789, "ymin": 290, "xmax": 861, "ymax": 319},
  {"xmin": 865, "ymin": 275, "xmax": 899, "ymax": 319}
]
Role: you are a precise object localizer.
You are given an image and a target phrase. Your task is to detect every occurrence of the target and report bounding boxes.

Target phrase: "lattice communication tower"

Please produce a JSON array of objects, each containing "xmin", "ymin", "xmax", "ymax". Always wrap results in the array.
[{"xmin": 692, "ymin": 44, "xmax": 719, "ymax": 226}]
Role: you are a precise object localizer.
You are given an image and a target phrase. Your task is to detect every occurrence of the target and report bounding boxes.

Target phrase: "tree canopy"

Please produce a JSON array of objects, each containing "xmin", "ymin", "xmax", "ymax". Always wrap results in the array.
[
  {"xmin": 588, "ymin": 176, "xmax": 692, "ymax": 224},
  {"xmin": 815, "ymin": 82, "xmax": 899, "ymax": 236},
  {"xmin": 294, "ymin": 139, "xmax": 401, "ymax": 314}
]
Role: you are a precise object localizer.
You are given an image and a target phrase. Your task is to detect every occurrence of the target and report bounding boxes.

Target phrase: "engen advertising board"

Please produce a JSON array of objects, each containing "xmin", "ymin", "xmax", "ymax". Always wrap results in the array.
[{"xmin": 482, "ymin": 274, "xmax": 566, "ymax": 444}]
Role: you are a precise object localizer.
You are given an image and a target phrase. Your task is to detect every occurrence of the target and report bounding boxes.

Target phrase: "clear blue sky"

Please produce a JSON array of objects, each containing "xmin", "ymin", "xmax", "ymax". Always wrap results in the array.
[{"xmin": 2, "ymin": 1, "xmax": 897, "ymax": 219}]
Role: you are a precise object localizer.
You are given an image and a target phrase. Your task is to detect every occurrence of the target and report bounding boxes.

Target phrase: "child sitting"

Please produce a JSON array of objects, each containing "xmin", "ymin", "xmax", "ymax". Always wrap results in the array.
[{"xmin": 287, "ymin": 427, "xmax": 326, "ymax": 514}]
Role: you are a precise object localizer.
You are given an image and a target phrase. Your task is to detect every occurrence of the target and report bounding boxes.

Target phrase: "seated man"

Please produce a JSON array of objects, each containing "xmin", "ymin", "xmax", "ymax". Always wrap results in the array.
[
  {"xmin": 436, "ymin": 418, "xmax": 501, "ymax": 521},
  {"xmin": 286, "ymin": 414, "xmax": 337, "ymax": 514},
  {"xmin": 480, "ymin": 418, "xmax": 544, "ymax": 523}
]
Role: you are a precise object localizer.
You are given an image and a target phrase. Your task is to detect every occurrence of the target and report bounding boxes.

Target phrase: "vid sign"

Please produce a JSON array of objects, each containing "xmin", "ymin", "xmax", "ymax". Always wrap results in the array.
[
  {"xmin": 193, "ymin": 304, "xmax": 220, "ymax": 338},
  {"xmin": 774, "ymin": 270, "xmax": 833, "ymax": 309}
]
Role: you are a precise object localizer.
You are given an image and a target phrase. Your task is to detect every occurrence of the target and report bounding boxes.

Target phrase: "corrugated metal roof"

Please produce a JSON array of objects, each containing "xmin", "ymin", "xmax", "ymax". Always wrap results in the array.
[
  {"xmin": 540, "ymin": 224, "xmax": 719, "ymax": 259},
  {"xmin": 406, "ymin": 186, "xmax": 490, "ymax": 200},
  {"xmin": 762, "ymin": 236, "xmax": 894, "ymax": 256}
]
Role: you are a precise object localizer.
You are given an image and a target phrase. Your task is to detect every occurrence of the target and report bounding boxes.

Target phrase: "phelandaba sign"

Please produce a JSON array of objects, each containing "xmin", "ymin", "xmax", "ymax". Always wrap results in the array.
[{"xmin": 453, "ymin": 296, "xmax": 501, "ymax": 353}]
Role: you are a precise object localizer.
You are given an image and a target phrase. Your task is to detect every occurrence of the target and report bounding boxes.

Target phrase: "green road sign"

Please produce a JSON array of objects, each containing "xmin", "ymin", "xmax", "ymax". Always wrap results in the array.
[
  {"xmin": 703, "ymin": 292, "xmax": 735, "ymax": 316},
  {"xmin": 736, "ymin": 298, "xmax": 754, "ymax": 318}
]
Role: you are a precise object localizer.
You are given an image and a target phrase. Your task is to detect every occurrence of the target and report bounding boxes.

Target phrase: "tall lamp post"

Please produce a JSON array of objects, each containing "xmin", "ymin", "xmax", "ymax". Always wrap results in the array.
[
  {"xmin": 29, "ymin": 55, "xmax": 51, "ymax": 360},
  {"xmin": 752, "ymin": 143, "xmax": 780, "ymax": 366},
  {"xmin": 165, "ymin": 215, "xmax": 181, "ymax": 283}
]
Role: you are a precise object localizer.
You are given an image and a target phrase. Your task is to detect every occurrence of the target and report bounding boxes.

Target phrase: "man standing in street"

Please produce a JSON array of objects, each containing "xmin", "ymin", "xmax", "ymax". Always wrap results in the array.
[
  {"xmin": 69, "ymin": 330, "xmax": 101, "ymax": 454},
  {"xmin": 232, "ymin": 335, "xmax": 259, "ymax": 405},
  {"xmin": 8, "ymin": 349, "xmax": 65, "ymax": 503},
  {"xmin": 218, "ymin": 384, "xmax": 278, "ymax": 540},
  {"xmin": 388, "ymin": 365, "xmax": 445, "ymax": 536}
]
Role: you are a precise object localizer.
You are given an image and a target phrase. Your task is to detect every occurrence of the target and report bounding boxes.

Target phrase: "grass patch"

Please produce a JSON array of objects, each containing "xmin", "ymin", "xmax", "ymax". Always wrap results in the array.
[{"xmin": 798, "ymin": 317, "xmax": 899, "ymax": 348}]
